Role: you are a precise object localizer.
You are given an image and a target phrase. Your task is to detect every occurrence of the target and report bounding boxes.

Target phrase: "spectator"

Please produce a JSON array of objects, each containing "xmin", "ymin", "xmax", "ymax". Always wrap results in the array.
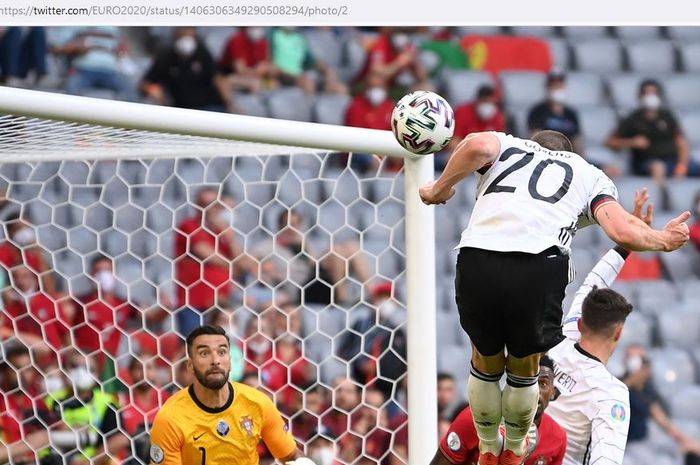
[
  {"xmin": 141, "ymin": 27, "xmax": 236, "ymax": 112},
  {"xmin": 269, "ymin": 27, "xmax": 347, "ymax": 95},
  {"xmin": 260, "ymin": 334, "xmax": 314, "ymax": 403},
  {"xmin": 252, "ymin": 209, "xmax": 371, "ymax": 305},
  {"xmin": 45, "ymin": 356, "xmax": 123, "ymax": 465},
  {"xmin": 292, "ymin": 384, "xmax": 332, "ymax": 441},
  {"xmin": 0, "ymin": 213, "xmax": 57, "ymax": 297},
  {"xmin": 451, "ymin": 84, "xmax": 506, "ymax": 151},
  {"xmin": 344, "ymin": 72, "xmax": 398, "ymax": 173},
  {"xmin": 355, "ymin": 27, "xmax": 431, "ymax": 96},
  {"xmin": 3, "ymin": 265, "xmax": 69, "ymax": 360},
  {"xmin": 0, "ymin": 343, "xmax": 60, "ymax": 464},
  {"xmin": 173, "ymin": 187, "xmax": 253, "ymax": 337},
  {"xmin": 336, "ymin": 282, "xmax": 407, "ymax": 399},
  {"xmin": 0, "ymin": 27, "xmax": 48, "ymax": 86},
  {"xmin": 527, "ymin": 69, "xmax": 583, "ymax": 154},
  {"xmin": 622, "ymin": 344, "xmax": 695, "ymax": 455},
  {"xmin": 607, "ymin": 79, "xmax": 700, "ymax": 207},
  {"xmin": 437, "ymin": 372, "xmax": 458, "ymax": 421},
  {"xmin": 219, "ymin": 27, "xmax": 276, "ymax": 94},
  {"xmin": 51, "ymin": 26, "xmax": 134, "ymax": 100}
]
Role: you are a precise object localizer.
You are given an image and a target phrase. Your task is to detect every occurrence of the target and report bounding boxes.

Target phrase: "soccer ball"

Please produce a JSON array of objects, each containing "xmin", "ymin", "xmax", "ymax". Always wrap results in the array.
[{"xmin": 391, "ymin": 90, "xmax": 455, "ymax": 155}]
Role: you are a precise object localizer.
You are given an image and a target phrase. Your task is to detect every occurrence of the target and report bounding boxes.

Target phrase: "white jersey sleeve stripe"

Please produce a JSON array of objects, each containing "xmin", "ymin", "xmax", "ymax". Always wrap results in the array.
[{"xmin": 561, "ymin": 248, "xmax": 627, "ymax": 341}]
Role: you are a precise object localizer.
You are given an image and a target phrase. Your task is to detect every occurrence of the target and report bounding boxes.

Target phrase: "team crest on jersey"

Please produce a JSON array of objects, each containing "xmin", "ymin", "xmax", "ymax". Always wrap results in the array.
[
  {"xmin": 217, "ymin": 419, "xmax": 230, "ymax": 437},
  {"xmin": 149, "ymin": 444, "xmax": 164, "ymax": 464},
  {"xmin": 447, "ymin": 432, "xmax": 461, "ymax": 451},
  {"xmin": 239, "ymin": 416, "xmax": 254, "ymax": 437},
  {"xmin": 611, "ymin": 403, "xmax": 626, "ymax": 422}
]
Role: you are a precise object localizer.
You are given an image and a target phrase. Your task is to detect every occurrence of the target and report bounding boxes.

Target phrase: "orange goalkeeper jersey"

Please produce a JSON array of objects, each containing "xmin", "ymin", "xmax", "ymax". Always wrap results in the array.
[{"xmin": 149, "ymin": 382, "xmax": 296, "ymax": 465}]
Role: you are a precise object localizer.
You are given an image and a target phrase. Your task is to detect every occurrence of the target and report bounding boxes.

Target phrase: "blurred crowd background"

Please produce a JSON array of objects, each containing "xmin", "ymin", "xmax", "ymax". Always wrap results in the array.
[{"xmin": 1, "ymin": 25, "xmax": 700, "ymax": 465}]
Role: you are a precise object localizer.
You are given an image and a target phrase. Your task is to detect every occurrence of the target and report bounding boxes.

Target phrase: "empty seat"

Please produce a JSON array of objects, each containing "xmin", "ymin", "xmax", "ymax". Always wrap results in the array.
[
  {"xmin": 669, "ymin": 385, "xmax": 700, "ymax": 421},
  {"xmin": 314, "ymin": 94, "xmax": 351, "ymax": 126},
  {"xmin": 635, "ymin": 279, "xmax": 680, "ymax": 317},
  {"xmin": 561, "ymin": 26, "xmax": 609, "ymax": 39},
  {"xmin": 618, "ymin": 312, "xmax": 653, "ymax": 348},
  {"xmin": 572, "ymin": 39, "xmax": 624, "ymax": 73},
  {"xmin": 500, "ymin": 71, "xmax": 546, "ymax": 108},
  {"xmin": 667, "ymin": 26, "xmax": 700, "ymax": 42},
  {"xmin": 436, "ymin": 344, "xmax": 472, "ymax": 400},
  {"xmin": 650, "ymin": 347, "xmax": 696, "ymax": 395},
  {"xmin": 564, "ymin": 72, "xmax": 605, "ymax": 107},
  {"xmin": 658, "ymin": 307, "xmax": 700, "ymax": 349},
  {"xmin": 305, "ymin": 28, "xmax": 343, "ymax": 70},
  {"xmin": 659, "ymin": 249, "xmax": 697, "ymax": 284},
  {"xmin": 586, "ymin": 145, "xmax": 623, "ymax": 169},
  {"xmin": 571, "ymin": 249, "xmax": 595, "ymax": 281},
  {"xmin": 546, "ymin": 38, "xmax": 570, "ymax": 70},
  {"xmin": 665, "ymin": 177, "xmax": 700, "ymax": 211},
  {"xmin": 267, "ymin": 88, "xmax": 314, "ymax": 122},
  {"xmin": 203, "ymin": 27, "xmax": 235, "ymax": 57},
  {"xmin": 679, "ymin": 42, "xmax": 700, "ymax": 74},
  {"xmin": 510, "ymin": 26, "xmax": 556, "ymax": 37},
  {"xmin": 614, "ymin": 26, "xmax": 661, "ymax": 40},
  {"xmin": 611, "ymin": 176, "xmax": 660, "ymax": 212},
  {"xmin": 662, "ymin": 74, "xmax": 700, "ymax": 110},
  {"xmin": 443, "ymin": 70, "xmax": 495, "ymax": 107},
  {"xmin": 579, "ymin": 106, "xmax": 618, "ymax": 146},
  {"xmin": 626, "ymin": 40, "xmax": 676, "ymax": 73},
  {"xmin": 233, "ymin": 93, "xmax": 269, "ymax": 118}
]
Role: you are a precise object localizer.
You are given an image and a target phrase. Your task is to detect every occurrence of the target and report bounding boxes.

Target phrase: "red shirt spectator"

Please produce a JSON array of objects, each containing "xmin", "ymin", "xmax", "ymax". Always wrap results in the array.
[
  {"xmin": 174, "ymin": 206, "xmax": 236, "ymax": 310},
  {"xmin": 355, "ymin": 29, "xmax": 425, "ymax": 87},
  {"xmin": 453, "ymin": 84, "xmax": 505, "ymax": 145},
  {"xmin": 0, "ymin": 217, "xmax": 56, "ymax": 296},
  {"xmin": 220, "ymin": 27, "xmax": 269, "ymax": 71},
  {"xmin": 345, "ymin": 92, "xmax": 394, "ymax": 131},
  {"xmin": 690, "ymin": 219, "xmax": 700, "ymax": 251},
  {"xmin": 73, "ymin": 291, "xmax": 137, "ymax": 355},
  {"xmin": 3, "ymin": 292, "xmax": 67, "ymax": 351}
]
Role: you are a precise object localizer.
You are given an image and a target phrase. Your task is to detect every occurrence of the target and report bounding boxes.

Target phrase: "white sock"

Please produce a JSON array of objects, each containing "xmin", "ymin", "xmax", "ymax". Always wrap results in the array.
[
  {"xmin": 502, "ymin": 371, "xmax": 539, "ymax": 456},
  {"xmin": 467, "ymin": 364, "xmax": 504, "ymax": 455}
]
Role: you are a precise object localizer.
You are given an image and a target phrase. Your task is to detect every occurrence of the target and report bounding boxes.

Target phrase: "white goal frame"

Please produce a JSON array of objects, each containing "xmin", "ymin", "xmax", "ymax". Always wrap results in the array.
[{"xmin": 0, "ymin": 86, "xmax": 438, "ymax": 465}]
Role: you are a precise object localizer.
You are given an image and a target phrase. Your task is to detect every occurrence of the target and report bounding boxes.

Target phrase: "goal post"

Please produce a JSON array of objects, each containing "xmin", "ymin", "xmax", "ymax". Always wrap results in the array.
[{"xmin": 0, "ymin": 86, "xmax": 437, "ymax": 465}]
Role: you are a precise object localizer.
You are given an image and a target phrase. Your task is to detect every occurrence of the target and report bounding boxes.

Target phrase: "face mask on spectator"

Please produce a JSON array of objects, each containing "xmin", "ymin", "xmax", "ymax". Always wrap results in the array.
[
  {"xmin": 246, "ymin": 27, "xmax": 266, "ymax": 41},
  {"xmin": 476, "ymin": 102, "xmax": 498, "ymax": 120},
  {"xmin": 70, "ymin": 367, "xmax": 95, "ymax": 391},
  {"xmin": 365, "ymin": 87, "xmax": 387, "ymax": 106},
  {"xmin": 378, "ymin": 298, "xmax": 400, "ymax": 326},
  {"xmin": 641, "ymin": 93, "xmax": 661, "ymax": 110},
  {"xmin": 548, "ymin": 89, "xmax": 567, "ymax": 104},
  {"xmin": 391, "ymin": 33, "xmax": 410, "ymax": 50},
  {"xmin": 95, "ymin": 270, "xmax": 116, "ymax": 293},
  {"xmin": 311, "ymin": 447, "xmax": 335, "ymax": 465},
  {"xmin": 45, "ymin": 374, "xmax": 65, "ymax": 394},
  {"xmin": 175, "ymin": 36, "xmax": 197, "ymax": 57},
  {"xmin": 13, "ymin": 227, "xmax": 35, "ymax": 246},
  {"xmin": 625, "ymin": 355, "xmax": 644, "ymax": 373}
]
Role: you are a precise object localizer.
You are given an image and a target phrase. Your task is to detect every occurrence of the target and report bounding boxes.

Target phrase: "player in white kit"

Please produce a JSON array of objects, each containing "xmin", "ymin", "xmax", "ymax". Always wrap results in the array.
[
  {"xmin": 546, "ymin": 190, "xmax": 654, "ymax": 465},
  {"xmin": 419, "ymin": 130, "xmax": 690, "ymax": 465}
]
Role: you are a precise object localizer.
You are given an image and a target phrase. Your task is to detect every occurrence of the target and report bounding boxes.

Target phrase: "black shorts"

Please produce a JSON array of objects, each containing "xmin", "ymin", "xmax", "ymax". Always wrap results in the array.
[{"xmin": 455, "ymin": 246, "xmax": 570, "ymax": 358}]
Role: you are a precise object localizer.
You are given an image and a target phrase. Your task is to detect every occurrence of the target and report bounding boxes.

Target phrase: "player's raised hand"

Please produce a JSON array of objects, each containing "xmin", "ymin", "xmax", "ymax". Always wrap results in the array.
[
  {"xmin": 632, "ymin": 188, "xmax": 654, "ymax": 226},
  {"xmin": 662, "ymin": 210, "xmax": 691, "ymax": 251},
  {"xmin": 419, "ymin": 180, "xmax": 455, "ymax": 205}
]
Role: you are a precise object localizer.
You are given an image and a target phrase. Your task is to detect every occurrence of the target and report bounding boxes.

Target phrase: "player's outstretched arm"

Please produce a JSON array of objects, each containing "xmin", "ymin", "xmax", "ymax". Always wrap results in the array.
[
  {"xmin": 564, "ymin": 189, "xmax": 653, "ymax": 340},
  {"xmin": 595, "ymin": 201, "xmax": 690, "ymax": 252},
  {"xmin": 419, "ymin": 132, "xmax": 500, "ymax": 205}
]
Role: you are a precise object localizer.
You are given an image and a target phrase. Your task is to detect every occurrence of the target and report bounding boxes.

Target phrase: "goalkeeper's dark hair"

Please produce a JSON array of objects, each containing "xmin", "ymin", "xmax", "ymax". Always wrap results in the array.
[
  {"xmin": 531, "ymin": 130, "xmax": 573, "ymax": 152},
  {"xmin": 581, "ymin": 286, "xmax": 633, "ymax": 338},
  {"xmin": 186, "ymin": 325, "xmax": 229, "ymax": 356}
]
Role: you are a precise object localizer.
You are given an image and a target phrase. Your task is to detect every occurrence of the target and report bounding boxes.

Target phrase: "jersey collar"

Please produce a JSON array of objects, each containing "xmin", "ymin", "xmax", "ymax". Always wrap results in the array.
[
  {"xmin": 574, "ymin": 342, "xmax": 603, "ymax": 364},
  {"xmin": 188, "ymin": 382, "xmax": 234, "ymax": 414}
]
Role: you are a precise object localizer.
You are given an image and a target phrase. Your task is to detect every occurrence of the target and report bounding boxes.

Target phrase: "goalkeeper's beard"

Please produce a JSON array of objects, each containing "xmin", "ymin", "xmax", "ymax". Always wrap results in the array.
[{"xmin": 193, "ymin": 366, "xmax": 230, "ymax": 390}]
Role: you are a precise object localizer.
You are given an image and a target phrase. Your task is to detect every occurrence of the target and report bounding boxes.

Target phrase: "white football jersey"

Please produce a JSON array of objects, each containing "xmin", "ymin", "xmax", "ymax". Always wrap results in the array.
[
  {"xmin": 457, "ymin": 132, "xmax": 618, "ymax": 254},
  {"xmin": 547, "ymin": 248, "xmax": 630, "ymax": 465}
]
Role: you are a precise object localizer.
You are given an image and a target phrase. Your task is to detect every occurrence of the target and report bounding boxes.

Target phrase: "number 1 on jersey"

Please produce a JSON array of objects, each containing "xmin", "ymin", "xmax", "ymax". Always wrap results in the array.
[{"xmin": 199, "ymin": 447, "xmax": 206, "ymax": 465}]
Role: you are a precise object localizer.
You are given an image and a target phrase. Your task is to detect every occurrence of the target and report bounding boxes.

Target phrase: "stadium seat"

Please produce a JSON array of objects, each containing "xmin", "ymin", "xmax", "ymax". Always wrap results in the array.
[
  {"xmin": 635, "ymin": 280, "xmax": 680, "ymax": 317},
  {"xmin": 500, "ymin": 71, "xmax": 547, "ymax": 108},
  {"xmin": 678, "ymin": 41, "xmax": 700, "ymax": 72},
  {"xmin": 436, "ymin": 310, "xmax": 463, "ymax": 347},
  {"xmin": 680, "ymin": 278, "xmax": 700, "ymax": 301},
  {"xmin": 618, "ymin": 311, "xmax": 653, "ymax": 348},
  {"xmin": 667, "ymin": 26, "xmax": 700, "ymax": 42},
  {"xmin": 665, "ymin": 177, "xmax": 699, "ymax": 211},
  {"xmin": 659, "ymin": 249, "xmax": 697, "ymax": 284},
  {"xmin": 67, "ymin": 226, "xmax": 98, "ymax": 256},
  {"xmin": 662, "ymin": 74, "xmax": 700, "ymax": 110},
  {"xmin": 611, "ymin": 176, "xmax": 661, "ymax": 212},
  {"xmin": 101, "ymin": 177, "xmax": 130, "ymax": 208},
  {"xmin": 131, "ymin": 229, "xmax": 158, "ymax": 260},
  {"xmin": 305, "ymin": 28, "xmax": 344, "ymax": 71},
  {"xmin": 658, "ymin": 306, "xmax": 700, "ymax": 349},
  {"xmin": 578, "ymin": 106, "xmax": 618, "ymax": 146},
  {"xmin": 563, "ymin": 72, "xmax": 605, "ymax": 107},
  {"xmin": 59, "ymin": 160, "xmax": 91, "ymax": 185},
  {"xmin": 114, "ymin": 204, "xmax": 145, "ymax": 233},
  {"xmin": 669, "ymin": 385, "xmax": 700, "ymax": 421},
  {"xmin": 614, "ymin": 26, "xmax": 661, "ymax": 40},
  {"xmin": 55, "ymin": 249, "xmax": 84, "ymax": 279},
  {"xmin": 561, "ymin": 26, "xmax": 610, "ymax": 38},
  {"xmin": 571, "ymin": 39, "xmax": 624, "ymax": 73},
  {"xmin": 314, "ymin": 94, "xmax": 351, "ymax": 126},
  {"xmin": 36, "ymin": 224, "xmax": 66, "ymax": 252},
  {"xmin": 233, "ymin": 93, "xmax": 269, "ymax": 118},
  {"xmin": 650, "ymin": 347, "xmax": 696, "ymax": 394},
  {"xmin": 545, "ymin": 38, "xmax": 571, "ymax": 70},
  {"xmin": 267, "ymin": 88, "xmax": 315, "ymax": 122},
  {"xmin": 442, "ymin": 70, "xmax": 495, "ymax": 107},
  {"xmin": 677, "ymin": 109, "xmax": 700, "ymax": 149},
  {"xmin": 275, "ymin": 172, "xmax": 303, "ymax": 208},
  {"xmin": 507, "ymin": 106, "xmax": 532, "ymax": 138},
  {"xmin": 509, "ymin": 26, "xmax": 557, "ymax": 37},
  {"xmin": 202, "ymin": 26, "xmax": 234, "ymax": 57},
  {"xmin": 231, "ymin": 202, "xmax": 260, "ymax": 234},
  {"xmin": 437, "ymin": 344, "xmax": 472, "ymax": 399},
  {"xmin": 330, "ymin": 169, "xmax": 360, "ymax": 206},
  {"xmin": 627, "ymin": 40, "xmax": 677, "ymax": 73},
  {"xmin": 571, "ymin": 248, "xmax": 595, "ymax": 280},
  {"xmin": 585, "ymin": 145, "xmax": 624, "ymax": 170}
]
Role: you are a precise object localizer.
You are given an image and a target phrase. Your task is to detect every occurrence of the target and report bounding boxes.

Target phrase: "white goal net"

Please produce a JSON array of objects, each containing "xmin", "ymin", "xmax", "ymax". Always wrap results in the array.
[{"xmin": 0, "ymin": 89, "xmax": 438, "ymax": 465}]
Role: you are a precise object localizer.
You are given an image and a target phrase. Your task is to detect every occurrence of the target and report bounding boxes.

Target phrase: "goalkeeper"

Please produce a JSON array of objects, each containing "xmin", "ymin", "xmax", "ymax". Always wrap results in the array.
[{"xmin": 149, "ymin": 325, "xmax": 314, "ymax": 465}]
